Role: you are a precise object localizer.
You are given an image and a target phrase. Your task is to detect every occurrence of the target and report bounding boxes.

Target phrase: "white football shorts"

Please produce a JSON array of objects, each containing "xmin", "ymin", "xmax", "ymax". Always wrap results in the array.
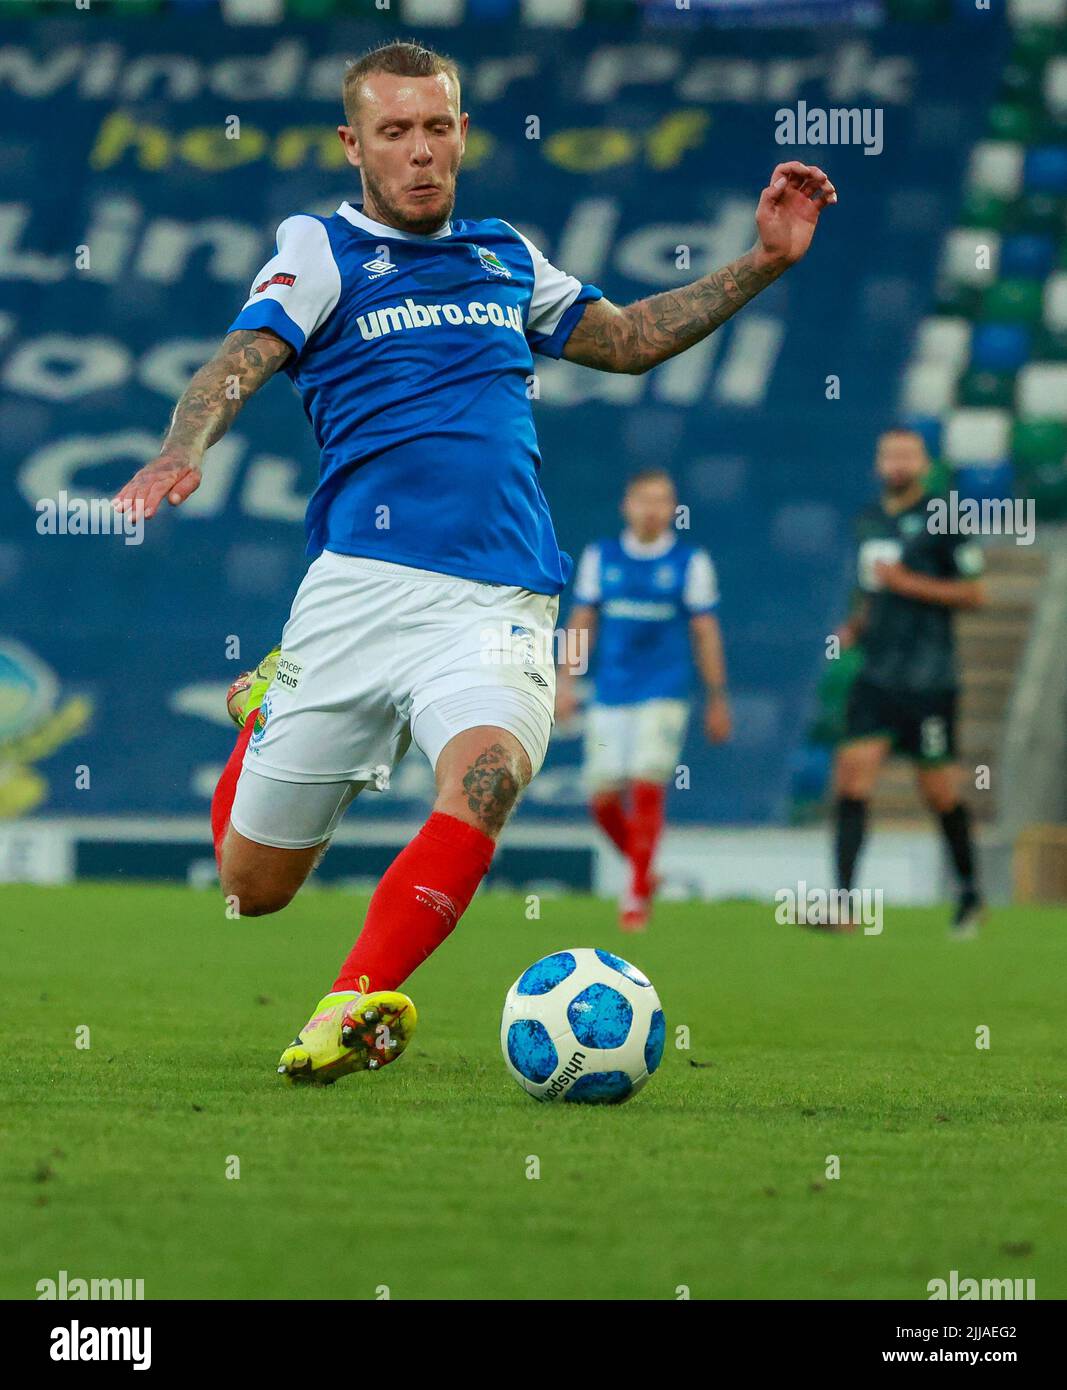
[
  {"xmin": 230, "ymin": 550, "xmax": 558, "ymax": 849},
  {"xmin": 583, "ymin": 698, "xmax": 690, "ymax": 793}
]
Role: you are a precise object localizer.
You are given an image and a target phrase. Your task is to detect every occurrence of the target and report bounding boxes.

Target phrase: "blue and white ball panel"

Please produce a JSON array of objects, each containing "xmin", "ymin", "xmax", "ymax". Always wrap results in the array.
[
  {"xmin": 506, "ymin": 1019, "xmax": 559, "ymax": 1085},
  {"xmin": 516, "ymin": 950, "xmax": 576, "ymax": 996},
  {"xmin": 644, "ymin": 1009, "xmax": 666, "ymax": 1075},
  {"xmin": 567, "ymin": 982, "xmax": 633, "ymax": 1049},
  {"xmin": 564, "ymin": 1071, "xmax": 633, "ymax": 1104},
  {"xmin": 594, "ymin": 948, "xmax": 652, "ymax": 988}
]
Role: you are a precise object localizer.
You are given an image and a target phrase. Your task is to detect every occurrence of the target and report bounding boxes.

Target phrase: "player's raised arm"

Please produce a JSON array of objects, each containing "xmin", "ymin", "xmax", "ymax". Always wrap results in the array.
[
  {"xmin": 562, "ymin": 161, "xmax": 836, "ymax": 375},
  {"xmin": 111, "ymin": 328, "xmax": 292, "ymax": 519}
]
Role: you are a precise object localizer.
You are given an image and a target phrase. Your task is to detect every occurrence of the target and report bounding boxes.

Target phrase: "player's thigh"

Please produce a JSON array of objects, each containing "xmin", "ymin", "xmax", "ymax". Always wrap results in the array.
[
  {"xmin": 222, "ymin": 771, "xmax": 365, "ymax": 914},
  {"xmin": 583, "ymin": 703, "xmax": 635, "ymax": 794},
  {"xmin": 833, "ymin": 737, "xmax": 891, "ymax": 797},
  {"xmin": 837, "ymin": 678, "xmax": 894, "ymax": 795},
  {"xmin": 405, "ymin": 586, "xmax": 558, "ymax": 833},
  {"xmin": 632, "ymin": 699, "xmax": 689, "ymax": 784},
  {"xmin": 248, "ymin": 552, "xmax": 410, "ymax": 787},
  {"xmin": 431, "ymin": 724, "xmax": 532, "ymax": 838}
]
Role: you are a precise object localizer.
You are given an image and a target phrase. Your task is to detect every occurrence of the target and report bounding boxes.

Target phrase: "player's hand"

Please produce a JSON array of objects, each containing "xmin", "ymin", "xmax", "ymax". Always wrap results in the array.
[
  {"xmin": 753, "ymin": 161, "xmax": 836, "ymax": 271},
  {"xmin": 111, "ymin": 448, "xmax": 203, "ymax": 520},
  {"xmin": 554, "ymin": 680, "xmax": 580, "ymax": 724},
  {"xmin": 836, "ymin": 621, "xmax": 858, "ymax": 649},
  {"xmin": 704, "ymin": 692, "xmax": 732, "ymax": 744}
]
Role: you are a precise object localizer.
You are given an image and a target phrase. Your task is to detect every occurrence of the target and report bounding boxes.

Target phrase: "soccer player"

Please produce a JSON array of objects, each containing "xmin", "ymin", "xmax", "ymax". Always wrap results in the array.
[
  {"xmin": 112, "ymin": 42, "xmax": 836, "ymax": 1084},
  {"xmin": 556, "ymin": 470, "xmax": 730, "ymax": 930},
  {"xmin": 833, "ymin": 428, "xmax": 987, "ymax": 936}
]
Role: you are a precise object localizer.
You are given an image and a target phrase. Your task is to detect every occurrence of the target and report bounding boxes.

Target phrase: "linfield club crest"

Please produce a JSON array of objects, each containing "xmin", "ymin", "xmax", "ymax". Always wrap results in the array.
[
  {"xmin": 0, "ymin": 639, "xmax": 91, "ymax": 818},
  {"xmin": 476, "ymin": 246, "xmax": 511, "ymax": 279}
]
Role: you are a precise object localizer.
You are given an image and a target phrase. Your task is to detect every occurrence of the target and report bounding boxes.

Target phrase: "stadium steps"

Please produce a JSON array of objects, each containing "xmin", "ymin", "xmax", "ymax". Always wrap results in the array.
[{"xmin": 872, "ymin": 541, "xmax": 1047, "ymax": 826}]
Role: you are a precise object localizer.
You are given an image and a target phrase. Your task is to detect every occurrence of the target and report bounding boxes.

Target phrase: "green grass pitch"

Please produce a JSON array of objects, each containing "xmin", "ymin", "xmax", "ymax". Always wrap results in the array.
[{"xmin": 2, "ymin": 882, "xmax": 1063, "ymax": 1301}]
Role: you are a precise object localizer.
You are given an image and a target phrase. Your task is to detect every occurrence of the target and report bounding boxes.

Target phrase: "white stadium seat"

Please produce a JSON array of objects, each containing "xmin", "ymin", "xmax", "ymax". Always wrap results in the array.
[
  {"xmin": 1016, "ymin": 363, "xmax": 1067, "ymax": 421},
  {"xmin": 1043, "ymin": 272, "xmax": 1067, "ymax": 334},
  {"xmin": 901, "ymin": 360, "xmax": 959, "ymax": 417},
  {"xmin": 966, "ymin": 141, "xmax": 1024, "ymax": 199},
  {"xmin": 939, "ymin": 228, "xmax": 1001, "ymax": 287},
  {"xmin": 943, "ymin": 407, "xmax": 1012, "ymax": 464},
  {"xmin": 914, "ymin": 316, "xmax": 973, "ymax": 369}
]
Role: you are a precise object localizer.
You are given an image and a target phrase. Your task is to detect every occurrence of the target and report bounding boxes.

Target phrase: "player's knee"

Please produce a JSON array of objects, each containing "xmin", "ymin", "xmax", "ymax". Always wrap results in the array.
[
  {"xmin": 921, "ymin": 783, "xmax": 958, "ymax": 815},
  {"xmin": 219, "ymin": 868, "xmax": 296, "ymax": 918},
  {"xmin": 835, "ymin": 761, "xmax": 868, "ymax": 799}
]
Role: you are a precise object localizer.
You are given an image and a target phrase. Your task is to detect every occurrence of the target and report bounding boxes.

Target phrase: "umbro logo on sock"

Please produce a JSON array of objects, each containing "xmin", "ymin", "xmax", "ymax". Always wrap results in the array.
[{"xmin": 414, "ymin": 885, "xmax": 458, "ymax": 925}]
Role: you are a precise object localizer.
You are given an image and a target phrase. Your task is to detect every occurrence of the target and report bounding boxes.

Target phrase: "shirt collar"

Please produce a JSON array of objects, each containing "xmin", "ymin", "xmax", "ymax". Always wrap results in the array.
[
  {"xmin": 620, "ymin": 529, "xmax": 677, "ymax": 560},
  {"xmin": 336, "ymin": 201, "xmax": 452, "ymax": 241}
]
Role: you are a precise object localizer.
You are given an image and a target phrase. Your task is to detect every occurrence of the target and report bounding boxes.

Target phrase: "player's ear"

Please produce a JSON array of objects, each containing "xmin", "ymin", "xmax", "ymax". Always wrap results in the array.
[{"xmin": 337, "ymin": 125, "xmax": 362, "ymax": 169}]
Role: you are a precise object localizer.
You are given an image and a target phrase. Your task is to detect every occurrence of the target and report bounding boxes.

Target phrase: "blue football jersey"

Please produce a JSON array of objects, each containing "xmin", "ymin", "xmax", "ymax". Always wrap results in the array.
[
  {"xmin": 228, "ymin": 202, "xmax": 602, "ymax": 594},
  {"xmin": 573, "ymin": 532, "xmax": 719, "ymax": 705}
]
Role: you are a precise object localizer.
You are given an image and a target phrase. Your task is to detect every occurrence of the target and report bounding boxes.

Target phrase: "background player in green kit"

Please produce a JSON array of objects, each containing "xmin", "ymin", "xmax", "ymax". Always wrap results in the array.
[{"xmin": 833, "ymin": 428, "xmax": 987, "ymax": 937}]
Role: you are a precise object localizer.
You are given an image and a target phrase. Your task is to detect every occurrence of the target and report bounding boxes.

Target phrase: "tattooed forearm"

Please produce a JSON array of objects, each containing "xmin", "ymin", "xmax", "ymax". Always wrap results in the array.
[
  {"xmin": 564, "ymin": 247, "xmax": 785, "ymax": 375},
  {"xmin": 163, "ymin": 329, "xmax": 292, "ymax": 454},
  {"xmin": 461, "ymin": 743, "xmax": 528, "ymax": 837}
]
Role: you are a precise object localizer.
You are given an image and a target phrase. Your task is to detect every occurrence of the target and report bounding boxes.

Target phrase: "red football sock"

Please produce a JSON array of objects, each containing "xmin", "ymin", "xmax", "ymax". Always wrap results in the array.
[
  {"xmin": 332, "ymin": 811, "xmax": 495, "ymax": 995},
  {"xmin": 628, "ymin": 780, "xmax": 665, "ymax": 899},
  {"xmin": 591, "ymin": 791, "xmax": 630, "ymax": 856},
  {"xmin": 211, "ymin": 713, "xmax": 257, "ymax": 869}
]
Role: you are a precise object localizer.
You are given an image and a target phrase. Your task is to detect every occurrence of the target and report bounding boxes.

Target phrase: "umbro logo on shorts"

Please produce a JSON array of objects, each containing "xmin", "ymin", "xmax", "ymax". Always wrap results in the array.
[
  {"xmin": 414, "ymin": 885, "xmax": 458, "ymax": 924},
  {"xmin": 363, "ymin": 257, "xmax": 399, "ymax": 279},
  {"xmin": 524, "ymin": 670, "xmax": 549, "ymax": 687}
]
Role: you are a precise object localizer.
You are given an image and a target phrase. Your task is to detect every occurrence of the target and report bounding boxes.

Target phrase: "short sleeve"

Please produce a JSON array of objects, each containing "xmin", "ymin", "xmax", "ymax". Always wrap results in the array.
[
  {"xmin": 683, "ymin": 549, "xmax": 720, "ymax": 614},
  {"xmin": 572, "ymin": 543, "xmax": 602, "ymax": 605},
  {"xmin": 228, "ymin": 215, "xmax": 341, "ymax": 357},
  {"xmin": 504, "ymin": 224, "xmax": 603, "ymax": 360}
]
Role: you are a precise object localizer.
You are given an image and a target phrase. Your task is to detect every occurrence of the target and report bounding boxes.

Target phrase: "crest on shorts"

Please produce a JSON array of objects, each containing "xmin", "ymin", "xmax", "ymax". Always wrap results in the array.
[{"xmin": 250, "ymin": 694, "xmax": 272, "ymax": 746}]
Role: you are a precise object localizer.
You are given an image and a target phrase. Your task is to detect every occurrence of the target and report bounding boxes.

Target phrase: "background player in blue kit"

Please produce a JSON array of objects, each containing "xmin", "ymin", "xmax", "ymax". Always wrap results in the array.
[
  {"xmin": 556, "ymin": 470, "xmax": 731, "ymax": 931},
  {"xmin": 111, "ymin": 40, "xmax": 836, "ymax": 1083}
]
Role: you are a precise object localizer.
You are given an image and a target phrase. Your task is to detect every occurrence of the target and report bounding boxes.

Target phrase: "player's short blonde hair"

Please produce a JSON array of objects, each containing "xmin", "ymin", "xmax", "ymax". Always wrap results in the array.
[{"xmin": 343, "ymin": 42, "xmax": 461, "ymax": 127}]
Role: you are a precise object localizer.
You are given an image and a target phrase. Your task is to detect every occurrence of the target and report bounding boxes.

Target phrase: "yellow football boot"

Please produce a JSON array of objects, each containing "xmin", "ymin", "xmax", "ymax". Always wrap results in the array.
[
  {"xmin": 225, "ymin": 644, "xmax": 280, "ymax": 729},
  {"xmin": 277, "ymin": 986, "xmax": 418, "ymax": 1086}
]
